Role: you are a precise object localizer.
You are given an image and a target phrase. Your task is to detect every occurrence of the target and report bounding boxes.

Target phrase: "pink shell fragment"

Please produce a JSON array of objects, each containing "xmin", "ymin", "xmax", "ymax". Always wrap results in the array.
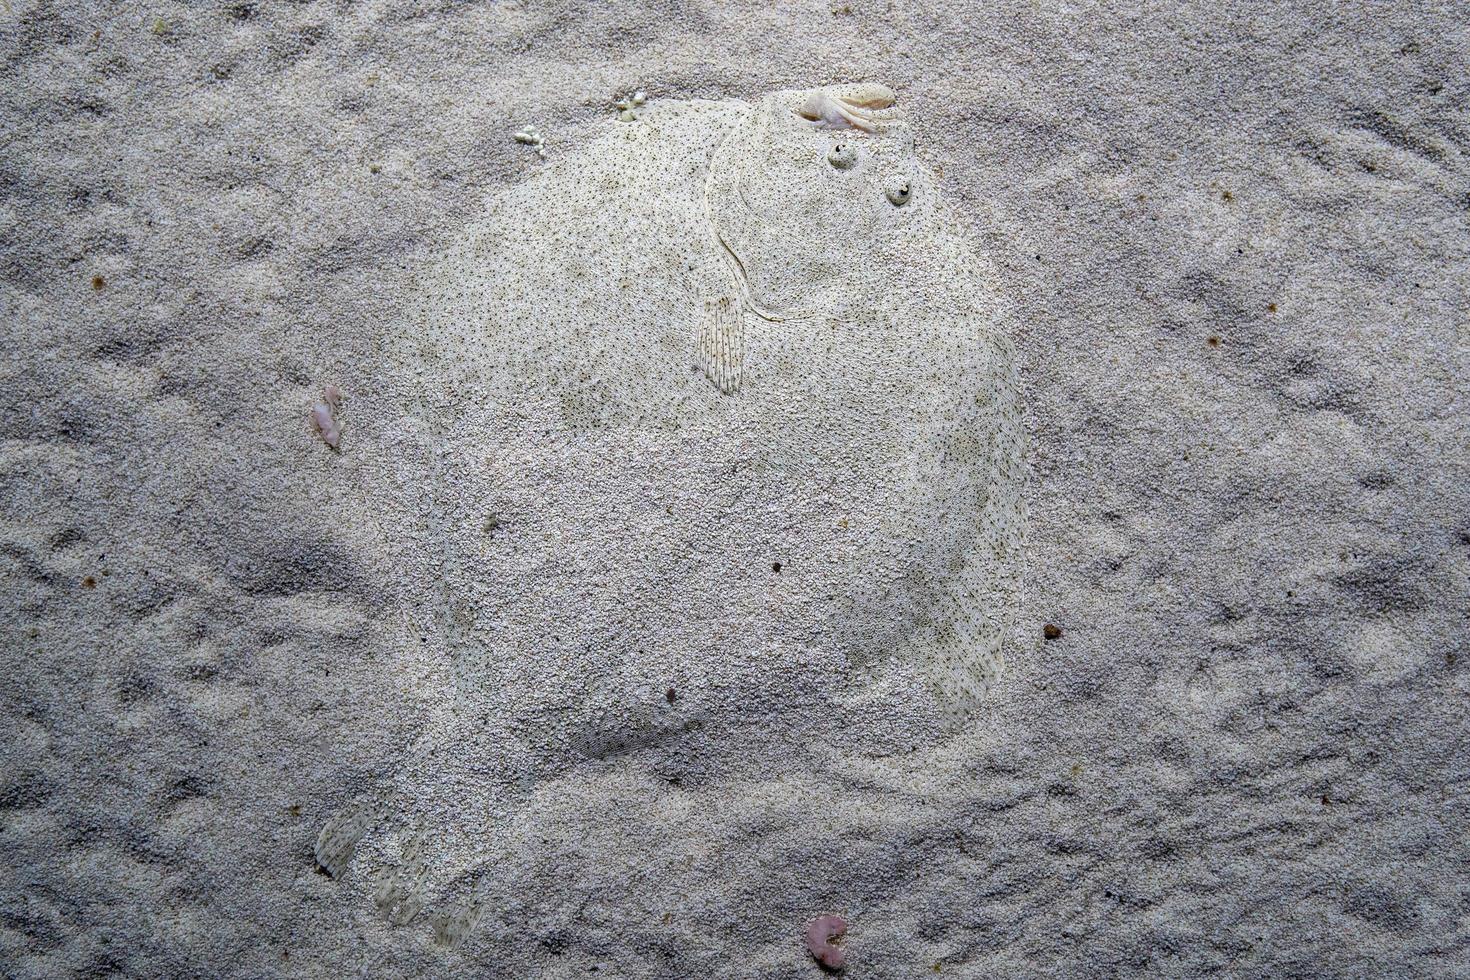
[
  {"xmin": 806, "ymin": 914, "xmax": 847, "ymax": 970},
  {"xmin": 310, "ymin": 388, "xmax": 342, "ymax": 449}
]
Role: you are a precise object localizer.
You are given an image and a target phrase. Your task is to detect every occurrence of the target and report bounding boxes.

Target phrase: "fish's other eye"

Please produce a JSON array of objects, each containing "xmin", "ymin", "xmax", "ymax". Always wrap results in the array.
[
  {"xmin": 886, "ymin": 179, "xmax": 912, "ymax": 206},
  {"xmin": 827, "ymin": 143, "xmax": 858, "ymax": 170}
]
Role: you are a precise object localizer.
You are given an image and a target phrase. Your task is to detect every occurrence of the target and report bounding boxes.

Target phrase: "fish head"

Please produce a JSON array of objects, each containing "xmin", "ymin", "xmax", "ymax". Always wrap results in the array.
[{"xmin": 706, "ymin": 86, "xmax": 947, "ymax": 319}]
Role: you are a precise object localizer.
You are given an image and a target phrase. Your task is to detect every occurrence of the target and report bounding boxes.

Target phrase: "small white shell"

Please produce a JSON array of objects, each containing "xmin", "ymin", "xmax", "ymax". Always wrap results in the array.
[{"xmin": 796, "ymin": 83, "xmax": 899, "ymax": 133}]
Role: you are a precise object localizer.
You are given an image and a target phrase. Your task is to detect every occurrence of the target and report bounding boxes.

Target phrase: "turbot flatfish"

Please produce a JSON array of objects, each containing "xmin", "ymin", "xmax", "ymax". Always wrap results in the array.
[{"xmin": 320, "ymin": 84, "xmax": 1024, "ymax": 942}]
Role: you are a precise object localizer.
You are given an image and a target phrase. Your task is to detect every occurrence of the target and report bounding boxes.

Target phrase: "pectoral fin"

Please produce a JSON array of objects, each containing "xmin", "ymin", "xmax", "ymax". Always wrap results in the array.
[{"xmin": 696, "ymin": 294, "xmax": 744, "ymax": 394}]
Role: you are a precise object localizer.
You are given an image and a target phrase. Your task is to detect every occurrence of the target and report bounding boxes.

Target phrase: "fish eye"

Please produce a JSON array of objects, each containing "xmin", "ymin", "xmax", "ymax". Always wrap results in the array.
[
  {"xmin": 885, "ymin": 179, "xmax": 912, "ymax": 206},
  {"xmin": 827, "ymin": 143, "xmax": 859, "ymax": 170}
]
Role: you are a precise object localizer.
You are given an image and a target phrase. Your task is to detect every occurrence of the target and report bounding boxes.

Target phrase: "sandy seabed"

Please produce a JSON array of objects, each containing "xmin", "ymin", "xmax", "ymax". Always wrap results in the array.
[{"xmin": 2, "ymin": 1, "xmax": 1468, "ymax": 977}]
